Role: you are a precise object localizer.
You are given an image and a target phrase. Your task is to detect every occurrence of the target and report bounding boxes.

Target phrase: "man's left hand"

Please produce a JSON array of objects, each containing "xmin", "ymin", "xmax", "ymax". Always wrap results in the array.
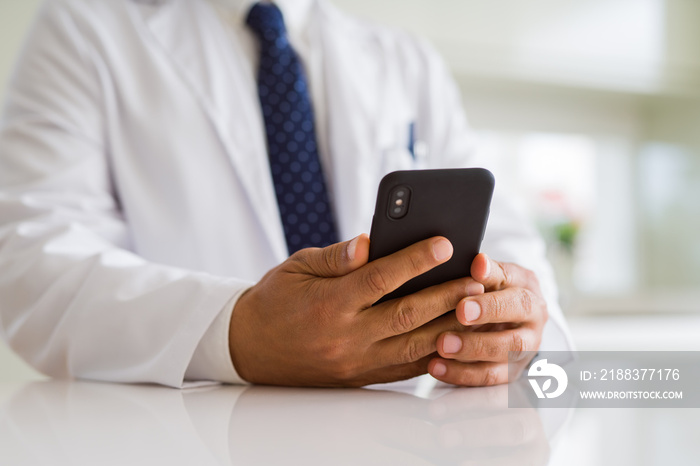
[{"xmin": 427, "ymin": 253, "xmax": 549, "ymax": 386}]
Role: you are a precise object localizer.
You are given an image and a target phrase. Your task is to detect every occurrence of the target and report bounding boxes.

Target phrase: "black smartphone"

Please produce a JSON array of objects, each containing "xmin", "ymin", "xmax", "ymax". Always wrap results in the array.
[{"xmin": 368, "ymin": 168, "xmax": 494, "ymax": 304}]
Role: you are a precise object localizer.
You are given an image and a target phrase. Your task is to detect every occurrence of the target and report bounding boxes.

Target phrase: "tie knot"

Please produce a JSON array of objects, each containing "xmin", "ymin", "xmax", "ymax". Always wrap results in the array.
[{"xmin": 246, "ymin": 3, "xmax": 288, "ymax": 43}]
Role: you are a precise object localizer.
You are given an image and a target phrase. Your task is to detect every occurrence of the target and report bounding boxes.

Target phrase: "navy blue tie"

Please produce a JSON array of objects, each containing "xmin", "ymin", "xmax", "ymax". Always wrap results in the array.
[{"xmin": 246, "ymin": 3, "xmax": 339, "ymax": 255}]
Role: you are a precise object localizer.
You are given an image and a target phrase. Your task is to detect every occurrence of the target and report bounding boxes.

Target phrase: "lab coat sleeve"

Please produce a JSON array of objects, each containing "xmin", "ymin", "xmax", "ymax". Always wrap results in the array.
[
  {"xmin": 411, "ymin": 39, "xmax": 574, "ymax": 352},
  {"xmin": 0, "ymin": 0, "xmax": 250, "ymax": 387}
]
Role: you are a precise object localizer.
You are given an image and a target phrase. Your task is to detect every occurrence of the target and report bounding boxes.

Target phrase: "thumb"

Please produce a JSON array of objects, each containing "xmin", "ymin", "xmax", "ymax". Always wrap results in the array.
[{"xmin": 293, "ymin": 234, "xmax": 370, "ymax": 278}]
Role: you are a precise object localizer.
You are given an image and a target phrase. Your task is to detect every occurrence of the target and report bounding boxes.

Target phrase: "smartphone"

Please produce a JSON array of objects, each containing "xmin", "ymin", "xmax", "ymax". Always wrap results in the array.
[{"xmin": 368, "ymin": 168, "xmax": 494, "ymax": 304}]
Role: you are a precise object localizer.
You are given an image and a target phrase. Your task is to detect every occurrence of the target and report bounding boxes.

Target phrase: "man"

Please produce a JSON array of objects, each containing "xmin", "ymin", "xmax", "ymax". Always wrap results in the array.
[{"xmin": 0, "ymin": 0, "xmax": 571, "ymax": 388}]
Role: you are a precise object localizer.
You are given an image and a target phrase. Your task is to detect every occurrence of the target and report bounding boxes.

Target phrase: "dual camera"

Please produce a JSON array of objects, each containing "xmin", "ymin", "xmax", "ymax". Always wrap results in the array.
[{"xmin": 387, "ymin": 185, "xmax": 411, "ymax": 220}]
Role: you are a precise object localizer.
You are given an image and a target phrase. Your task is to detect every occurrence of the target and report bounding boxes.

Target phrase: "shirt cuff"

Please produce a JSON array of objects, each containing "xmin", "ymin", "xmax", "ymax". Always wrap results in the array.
[{"xmin": 184, "ymin": 286, "xmax": 252, "ymax": 385}]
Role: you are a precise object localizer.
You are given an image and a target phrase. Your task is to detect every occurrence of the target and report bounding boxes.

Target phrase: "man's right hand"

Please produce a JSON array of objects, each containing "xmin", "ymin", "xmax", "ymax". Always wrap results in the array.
[{"xmin": 229, "ymin": 234, "xmax": 484, "ymax": 387}]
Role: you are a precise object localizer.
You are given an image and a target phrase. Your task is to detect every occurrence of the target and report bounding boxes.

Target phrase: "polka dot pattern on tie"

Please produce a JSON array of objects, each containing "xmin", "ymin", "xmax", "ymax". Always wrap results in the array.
[{"xmin": 246, "ymin": 3, "xmax": 339, "ymax": 255}]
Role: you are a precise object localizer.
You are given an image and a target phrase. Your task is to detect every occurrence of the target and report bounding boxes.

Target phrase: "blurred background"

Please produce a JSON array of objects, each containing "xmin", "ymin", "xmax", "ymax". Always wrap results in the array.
[
  {"xmin": 328, "ymin": 0, "xmax": 700, "ymax": 354},
  {"xmin": 1, "ymin": 1, "xmax": 699, "ymax": 378}
]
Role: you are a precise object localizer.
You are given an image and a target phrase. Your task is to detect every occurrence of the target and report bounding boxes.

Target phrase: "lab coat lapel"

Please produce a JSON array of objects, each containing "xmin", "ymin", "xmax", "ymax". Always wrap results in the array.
[{"xmin": 137, "ymin": 1, "xmax": 289, "ymax": 262}]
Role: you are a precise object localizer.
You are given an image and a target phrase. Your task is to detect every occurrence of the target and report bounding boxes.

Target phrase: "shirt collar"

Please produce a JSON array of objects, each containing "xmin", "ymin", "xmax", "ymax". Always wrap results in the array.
[{"xmin": 210, "ymin": 0, "xmax": 314, "ymax": 33}]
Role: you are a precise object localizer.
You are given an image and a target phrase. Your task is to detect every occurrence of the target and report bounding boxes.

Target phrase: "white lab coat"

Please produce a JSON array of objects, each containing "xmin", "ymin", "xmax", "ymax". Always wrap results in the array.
[{"xmin": 0, "ymin": 0, "xmax": 571, "ymax": 387}]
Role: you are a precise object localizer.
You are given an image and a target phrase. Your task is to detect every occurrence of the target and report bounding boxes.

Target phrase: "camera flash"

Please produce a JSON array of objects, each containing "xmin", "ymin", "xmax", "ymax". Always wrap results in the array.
[{"xmin": 388, "ymin": 185, "xmax": 411, "ymax": 219}]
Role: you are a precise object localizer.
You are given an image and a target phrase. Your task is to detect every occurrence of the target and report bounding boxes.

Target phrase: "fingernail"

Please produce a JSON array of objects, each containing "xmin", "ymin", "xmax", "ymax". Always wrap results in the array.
[
  {"xmin": 484, "ymin": 256, "xmax": 491, "ymax": 277},
  {"xmin": 462, "ymin": 300, "xmax": 481, "ymax": 323},
  {"xmin": 466, "ymin": 281, "xmax": 484, "ymax": 296},
  {"xmin": 442, "ymin": 334, "xmax": 462, "ymax": 354},
  {"xmin": 432, "ymin": 239, "xmax": 453, "ymax": 262},
  {"xmin": 346, "ymin": 236, "xmax": 359, "ymax": 261},
  {"xmin": 432, "ymin": 361, "xmax": 447, "ymax": 377}
]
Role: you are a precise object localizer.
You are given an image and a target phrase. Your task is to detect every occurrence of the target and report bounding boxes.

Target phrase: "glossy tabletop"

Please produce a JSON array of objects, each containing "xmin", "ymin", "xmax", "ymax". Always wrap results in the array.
[{"xmin": 0, "ymin": 377, "xmax": 698, "ymax": 466}]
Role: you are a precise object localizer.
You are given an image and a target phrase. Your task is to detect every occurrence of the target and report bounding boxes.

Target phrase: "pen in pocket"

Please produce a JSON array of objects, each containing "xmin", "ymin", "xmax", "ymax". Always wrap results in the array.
[{"xmin": 408, "ymin": 122, "xmax": 416, "ymax": 160}]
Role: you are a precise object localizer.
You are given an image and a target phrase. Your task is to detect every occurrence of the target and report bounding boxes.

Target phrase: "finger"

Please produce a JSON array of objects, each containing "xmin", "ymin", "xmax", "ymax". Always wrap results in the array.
[
  {"xmin": 290, "ymin": 234, "xmax": 370, "ymax": 278},
  {"xmin": 436, "ymin": 327, "xmax": 539, "ymax": 362},
  {"xmin": 455, "ymin": 287, "xmax": 545, "ymax": 326},
  {"xmin": 368, "ymin": 277, "xmax": 483, "ymax": 344},
  {"xmin": 344, "ymin": 236, "xmax": 454, "ymax": 308},
  {"xmin": 368, "ymin": 284, "xmax": 482, "ymax": 367},
  {"xmin": 369, "ymin": 281, "xmax": 486, "ymax": 367},
  {"xmin": 470, "ymin": 253, "xmax": 541, "ymax": 293},
  {"xmin": 428, "ymin": 359, "xmax": 509, "ymax": 386}
]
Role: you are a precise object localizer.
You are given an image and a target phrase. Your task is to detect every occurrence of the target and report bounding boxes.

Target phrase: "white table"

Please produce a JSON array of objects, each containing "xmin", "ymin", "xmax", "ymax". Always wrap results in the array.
[{"xmin": 1, "ymin": 377, "xmax": 698, "ymax": 466}]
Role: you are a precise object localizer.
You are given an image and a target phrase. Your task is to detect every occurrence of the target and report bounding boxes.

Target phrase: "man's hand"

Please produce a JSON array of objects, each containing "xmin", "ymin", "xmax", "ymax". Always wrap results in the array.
[
  {"xmin": 427, "ymin": 253, "xmax": 548, "ymax": 386},
  {"xmin": 229, "ymin": 235, "xmax": 484, "ymax": 387}
]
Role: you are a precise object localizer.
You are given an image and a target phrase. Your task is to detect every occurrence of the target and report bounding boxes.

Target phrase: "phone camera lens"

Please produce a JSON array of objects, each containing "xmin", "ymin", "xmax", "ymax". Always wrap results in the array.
[{"xmin": 388, "ymin": 185, "xmax": 411, "ymax": 220}]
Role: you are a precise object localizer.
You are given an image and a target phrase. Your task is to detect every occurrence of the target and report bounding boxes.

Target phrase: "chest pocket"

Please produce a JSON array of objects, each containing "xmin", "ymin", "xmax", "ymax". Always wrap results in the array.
[
  {"xmin": 380, "ymin": 120, "xmax": 431, "ymax": 175},
  {"xmin": 373, "ymin": 45, "xmax": 429, "ymax": 175}
]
